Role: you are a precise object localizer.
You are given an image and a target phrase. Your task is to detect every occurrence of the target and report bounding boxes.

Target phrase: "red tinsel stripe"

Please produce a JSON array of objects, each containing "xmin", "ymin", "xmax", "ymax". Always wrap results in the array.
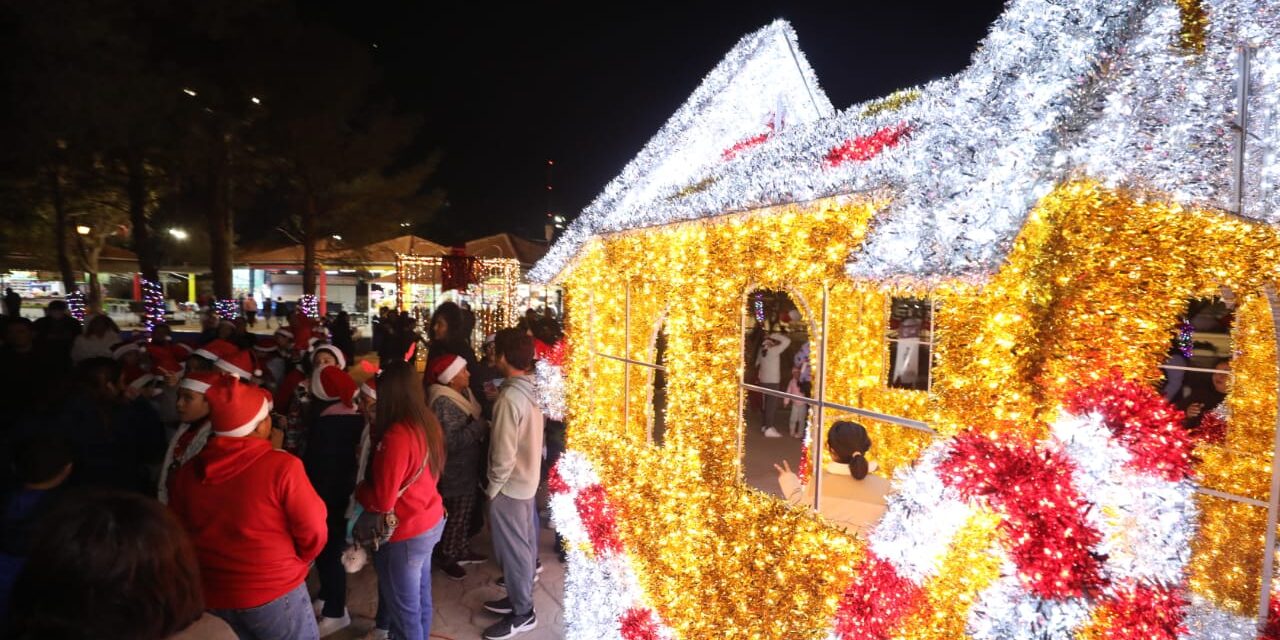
[
  {"xmin": 619, "ymin": 606, "xmax": 664, "ymax": 640},
  {"xmin": 938, "ymin": 433, "xmax": 1107, "ymax": 599},
  {"xmin": 1192, "ymin": 411, "xmax": 1227, "ymax": 446},
  {"xmin": 797, "ymin": 440, "xmax": 812, "ymax": 485},
  {"xmin": 721, "ymin": 124, "xmax": 774, "ymax": 161},
  {"xmin": 1061, "ymin": 370, "xmax": 1195, "ymax": 481},
  {"xmin": 547, "ymin": 460, "xmax": 570, "ymax": 495},
  {"xmin": 832, "ymin": 554, "xmax": 923, "ymax": 640},
  {"xmin": 1094, "ymin": 583, "xmax": 1187, "ymax": 640},
  {"xmin": 574, "ymin": 483, "xmax": 624, "ymax": 555},
  {"xmin": 1264, "ymin": 582, "xmax": 1280, "ymax": 640},
  {"xmin": 824, "ymin": 123, "xmax": 911, "ymax": 167}
]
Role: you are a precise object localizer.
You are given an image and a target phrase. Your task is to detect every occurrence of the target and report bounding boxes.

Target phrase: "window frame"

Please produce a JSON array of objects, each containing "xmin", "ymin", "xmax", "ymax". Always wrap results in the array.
[
  {"xmin": 885, "ymin": 295, "xmax": 936, "ymax": 393},
  {"xmin": 735, "ymin": 283, "xmax": 936, "ymax": 511}
]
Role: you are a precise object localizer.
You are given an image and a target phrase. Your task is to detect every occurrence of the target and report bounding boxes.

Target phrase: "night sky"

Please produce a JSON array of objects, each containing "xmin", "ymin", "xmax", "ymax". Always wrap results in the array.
[{"xmin": 313, "ymin": 2, "xmax": 1009, "ymax": 244}]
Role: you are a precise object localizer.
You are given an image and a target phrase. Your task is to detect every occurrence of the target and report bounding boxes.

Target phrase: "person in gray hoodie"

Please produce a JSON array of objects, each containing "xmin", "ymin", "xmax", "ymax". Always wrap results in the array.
[{"xmin": 479, "ymin": 328, "xmax": 543, "ymax": 640}]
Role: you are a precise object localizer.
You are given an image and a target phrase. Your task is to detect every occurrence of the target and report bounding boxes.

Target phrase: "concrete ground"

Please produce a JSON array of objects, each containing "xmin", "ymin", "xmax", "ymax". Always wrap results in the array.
[{"xmin": 315, "ymin": 526, "xmax": 566, "ymax": 640}]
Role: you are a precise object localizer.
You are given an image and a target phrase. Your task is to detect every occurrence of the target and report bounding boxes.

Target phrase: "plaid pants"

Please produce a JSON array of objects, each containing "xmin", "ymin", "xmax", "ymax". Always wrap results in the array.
[{"xmin": 438, "ymin": 493, "xmax": 478, "ymax": 562}]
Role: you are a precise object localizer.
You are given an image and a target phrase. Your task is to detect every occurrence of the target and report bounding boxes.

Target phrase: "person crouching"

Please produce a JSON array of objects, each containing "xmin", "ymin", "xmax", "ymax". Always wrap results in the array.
[{"xmin": 168, "ymin": 376, "xmax": 328, "ymax": 640}]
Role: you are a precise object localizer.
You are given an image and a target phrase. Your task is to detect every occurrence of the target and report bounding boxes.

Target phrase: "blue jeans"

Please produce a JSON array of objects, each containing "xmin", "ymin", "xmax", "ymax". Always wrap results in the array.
[
  {"xmin": 374, "ymin": 519, "xmax": 445, "ymax": 640},
  {"xmin": 210, "ymin": 582, "xmax": 318, "ymax": 640}
]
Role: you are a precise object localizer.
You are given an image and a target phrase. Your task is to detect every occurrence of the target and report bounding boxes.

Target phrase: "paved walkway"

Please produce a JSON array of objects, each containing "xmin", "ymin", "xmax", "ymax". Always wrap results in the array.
[{"xmin": 319, "ymin": 526, "xmax": 566, "ymax": 640}]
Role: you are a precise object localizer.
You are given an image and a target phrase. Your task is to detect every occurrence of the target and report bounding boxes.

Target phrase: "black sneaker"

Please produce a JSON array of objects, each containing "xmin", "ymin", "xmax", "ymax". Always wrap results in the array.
[
  {"xmin": 482, "ymin": 611, "xmax": 537, "ymax": 639},
  {"xmin": 483, "ymin": 597, "xmax": 514, "ymax": 615},
  {"xmin": 438, "ymin": 560, "xmax": 467, "ymax": 581},
  {"xmin": 457, "ymin": 551, "xmax": 488, "ymax": 566}
]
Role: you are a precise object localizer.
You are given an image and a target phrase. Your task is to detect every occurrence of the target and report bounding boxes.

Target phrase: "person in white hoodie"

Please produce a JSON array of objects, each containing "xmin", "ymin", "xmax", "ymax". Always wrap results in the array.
[
  {"xmin": 755, "ymin": 332, "xmax": 791, "ymax": 438},
  {"xmin": 479, "ymin": 328, "xmax": 543, "ymax": 640}
]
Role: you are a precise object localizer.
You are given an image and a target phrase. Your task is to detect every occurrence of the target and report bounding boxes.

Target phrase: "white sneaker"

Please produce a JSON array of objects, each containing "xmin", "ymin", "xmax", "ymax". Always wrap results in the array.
[
  {"xmin": 763, "ymin": 427, "xmax": 783, "ymax": 438},
  {"xmin": 317, "ymin": 611, "xmax": 351, "ymax": 637},
  {"xmin": 361, "ymin": 629, "xmax": 389, "ymax": 640}
]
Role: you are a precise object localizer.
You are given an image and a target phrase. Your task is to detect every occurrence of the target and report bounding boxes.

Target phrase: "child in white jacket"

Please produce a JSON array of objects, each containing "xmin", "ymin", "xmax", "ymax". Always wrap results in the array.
[{"xmin": 783, "ymin": 367, "xmax": 807, "ymax": 438}]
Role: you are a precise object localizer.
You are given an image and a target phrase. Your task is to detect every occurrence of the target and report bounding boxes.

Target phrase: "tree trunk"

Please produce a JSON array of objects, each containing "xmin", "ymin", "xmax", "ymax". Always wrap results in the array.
[
  {"xmin": 302, "ymin": 193, "xmax": 318, "ymax": 295},
  {"xmin": 126, "ymin": 149, "xmax": 159, "ymax": 283},
  {"xmin": 86, "ymin": 250, "xmax": 101, "ymax": 305},
  {"xmin": 48, "ymin": 163, "xmax": 76, "ymax": 293},
  {"xmin": 208, "ymin": 130, "xmax": 233, "ymax": 300}
]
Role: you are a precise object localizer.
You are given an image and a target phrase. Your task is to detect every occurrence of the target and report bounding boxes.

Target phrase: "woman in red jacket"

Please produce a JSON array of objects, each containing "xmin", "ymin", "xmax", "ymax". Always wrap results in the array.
[{"xmin": 355, "ymin": 363, "xmax": 446, "ymax": 640}]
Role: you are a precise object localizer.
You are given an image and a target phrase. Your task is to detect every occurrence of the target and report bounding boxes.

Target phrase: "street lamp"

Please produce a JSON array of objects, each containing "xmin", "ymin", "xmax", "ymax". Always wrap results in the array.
[
  {"xmin": 76, "ymin": 225, "xmax": 91, "ymax": 236},
  {"xmin": 168, "ymin": 228, "xmax": 188, "ymax": 241}
]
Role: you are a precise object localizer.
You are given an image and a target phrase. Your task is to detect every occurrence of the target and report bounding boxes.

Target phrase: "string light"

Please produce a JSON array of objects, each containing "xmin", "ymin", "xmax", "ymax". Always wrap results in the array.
[
  {"xmin": 66, "ymin": 290, "xmax": 85, "ymax": 322},
  {"xmin": 214, "ymin": 298, "xmax": 238, "ymax": 320},
  {"xmin": 299, "ymin": 294, "xmax": 319, "ymax": 319},
  {"xmin": 395, "ymin": 254, "xmax": 521, "ymax": 336},
  {"xmin": 141, "ymin": 277, "xmax": 165, "ymax": 332}
]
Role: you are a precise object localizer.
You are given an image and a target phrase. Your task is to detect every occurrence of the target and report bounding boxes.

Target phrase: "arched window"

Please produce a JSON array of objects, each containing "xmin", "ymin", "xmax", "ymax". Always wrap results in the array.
[{"xmin": 651, "ymin": 323, "xmax": 668, "ymax": 446}]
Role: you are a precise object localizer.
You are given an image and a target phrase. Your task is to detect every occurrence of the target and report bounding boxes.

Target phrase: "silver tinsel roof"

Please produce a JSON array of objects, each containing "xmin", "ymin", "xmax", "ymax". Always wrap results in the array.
[{"xmin": 531, "ymin": 0, "xmax": 1280, "ymax": 284}]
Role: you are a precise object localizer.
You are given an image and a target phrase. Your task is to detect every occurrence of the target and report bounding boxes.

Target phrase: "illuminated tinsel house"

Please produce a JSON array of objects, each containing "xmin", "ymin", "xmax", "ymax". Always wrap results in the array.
[{"xmin": 532, "ymin": 1, "xmax": 1280, "ymax": 638}]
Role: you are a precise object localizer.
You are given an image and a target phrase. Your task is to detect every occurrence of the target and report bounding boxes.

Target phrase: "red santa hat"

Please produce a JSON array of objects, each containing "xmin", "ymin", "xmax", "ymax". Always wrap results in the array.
[
  {"xmin": 359, "ymin": 375, "xmax": 377, "ymax": 401},
  {"xmin": 206, "ymin": 377, "xmax": 272, "ymax": 438},
  {"xmin": 252, "ymin": 337, "xmax": 278, "ymax": 354},
  {"xmin": 178, "ymin": 369, "xmax": 221, "ymax": 395},
  {"xmin": 111, "ymin": 341, "xmax": 142, "ymax": 360},
  {"xmin": 214, "ymin": 348, "xmax": 260, "ymax": 382},
  {"xmin": 147, "ymin": 344, "xmax": 184, "ymax": 375},
  {"xmin": 427, "ymin": 354, "xmax": 466, "ymax": 384},
  {"xmin": 193, "ymin": 339, "xmax": 238, "ymax": 363},
  {"xmin": 312, "ymin": 343, "xmax": 347, "ymax": 370},
  {"xmin": 274, "ymin": 327, "xmax": 294, "ymax": 341},
  {"xmin": 311, "ymin": 364, "xmax": 358, "ymax": 407}
]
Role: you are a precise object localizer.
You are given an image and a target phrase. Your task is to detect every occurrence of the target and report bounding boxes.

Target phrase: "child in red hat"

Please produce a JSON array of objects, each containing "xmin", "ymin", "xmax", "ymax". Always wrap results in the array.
[
  {"xmin": 156, "ymin": 370, "xmax": 220, "ymax": 504},
  {"xmin": 168, "ymin": 377, "xmax": 326, "ymax": 640},
  {"xmin": 303, "ymin": 363, "xmax": 364, "ymax": 634}
]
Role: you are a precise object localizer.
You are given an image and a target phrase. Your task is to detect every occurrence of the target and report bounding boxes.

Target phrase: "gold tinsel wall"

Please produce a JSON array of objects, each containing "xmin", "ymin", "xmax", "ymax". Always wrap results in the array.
[{"xmin": 558, "ymin": 180, "xmax": 1280, "ymax": 635}]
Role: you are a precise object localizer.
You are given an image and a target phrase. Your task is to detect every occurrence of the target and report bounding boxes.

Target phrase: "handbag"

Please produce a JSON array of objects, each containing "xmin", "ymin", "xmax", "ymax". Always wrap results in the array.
[{"xmin": 351, "ymin": 453, "xmax": 428, "ymax": 551}]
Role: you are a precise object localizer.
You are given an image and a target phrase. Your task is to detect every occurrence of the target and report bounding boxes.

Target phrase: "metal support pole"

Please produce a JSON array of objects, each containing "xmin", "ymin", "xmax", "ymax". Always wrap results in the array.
[
  {"xmin": 1233, "ymin": 45, "xmax": 1255, "ymax": 215},
  {"xmin": 739, "ymin": 294, "xmax": 747, "ymax": 473},
  {"xmin": 1257, "ymin": 286, "xmax": 1280, "ymax": 626},
  {"xmin": 813, "ymin": 283, "xmax": 829, "ymax": 510},
  {"xmin": 623, "ymin": 284, "xmax": 630, "ymax": 433}
]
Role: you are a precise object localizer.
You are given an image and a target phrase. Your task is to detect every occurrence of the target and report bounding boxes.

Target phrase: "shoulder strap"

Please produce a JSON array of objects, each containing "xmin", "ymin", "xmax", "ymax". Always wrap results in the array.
[{"xmin": 397, "ymin": 443, "xmax": 430, "ymax": 498}]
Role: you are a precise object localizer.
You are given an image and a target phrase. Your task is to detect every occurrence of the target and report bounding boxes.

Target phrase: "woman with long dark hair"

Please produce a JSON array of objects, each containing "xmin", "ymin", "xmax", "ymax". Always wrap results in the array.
[
  {"xmin": 5, "ymin": 489, "xmax": 235, "ymax": 639},
  {"xmin": 355, "ymin": 363, "xmax": 447, "ymax": 640},
  {"xmin": 426, "ymin": 302, "xmax": 487, "ymax": 414}
]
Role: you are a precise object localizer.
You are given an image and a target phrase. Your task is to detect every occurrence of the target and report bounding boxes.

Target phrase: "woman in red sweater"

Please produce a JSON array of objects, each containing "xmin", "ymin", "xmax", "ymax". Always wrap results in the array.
[{"xmin": 355, "ymin": 363, "xmax": 446, "ymax": 640}]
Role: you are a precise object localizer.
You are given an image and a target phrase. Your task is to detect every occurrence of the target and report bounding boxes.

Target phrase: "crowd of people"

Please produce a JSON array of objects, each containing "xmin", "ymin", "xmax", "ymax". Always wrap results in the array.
[{"xmin": 0, "ymin": 298, "xmax": 566, "ymax": 640}]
